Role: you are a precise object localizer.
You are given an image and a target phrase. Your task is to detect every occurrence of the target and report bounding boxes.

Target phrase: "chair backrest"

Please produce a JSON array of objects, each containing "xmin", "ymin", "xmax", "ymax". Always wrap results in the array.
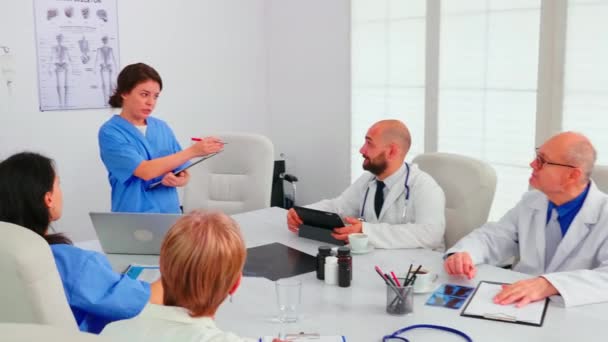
[
  {"xmin": 412, "ymin": 153, "xmax": 497, "ymax": 249},
  {"xmin": 183, "ymin": 133, "xmax": 275, "ymax": 215},
  {"xmin": 0, "ymin": 222, "xmax": 77, "ymax": 329},
  {"xmin": 591, "ymin": 165, "xmax": 608, "ymax": 193},
  {"xmin": 0, "ymin": 323, "xmax": 107, "ymax": 341}
]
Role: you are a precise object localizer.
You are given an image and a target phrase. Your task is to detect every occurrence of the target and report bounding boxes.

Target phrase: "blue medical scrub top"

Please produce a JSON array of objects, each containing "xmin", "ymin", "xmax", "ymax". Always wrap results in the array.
[
  {"xmin": 51, "ymin": 244, "xmax": 150, "ymax": 334},
  {"xmin": 98, "ymin": 115, "xmax": 188, "ymax": 213}
]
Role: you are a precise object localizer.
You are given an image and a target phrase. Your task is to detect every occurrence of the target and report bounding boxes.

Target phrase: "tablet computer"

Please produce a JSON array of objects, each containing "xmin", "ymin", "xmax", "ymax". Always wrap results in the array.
[
  {"xmin": 148, "ymin": 152, "xmax": 220, "ymax": 189},
  {"xmin": 293, "ymin": 206, "xmax": 344, "ymax": 230}
]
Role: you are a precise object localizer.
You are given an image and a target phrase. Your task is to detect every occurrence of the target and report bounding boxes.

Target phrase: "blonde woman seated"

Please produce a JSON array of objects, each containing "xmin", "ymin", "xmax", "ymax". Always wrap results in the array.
[{"xmin": 101, "ymin": 210, "xmax": 256, "ymax": 341}]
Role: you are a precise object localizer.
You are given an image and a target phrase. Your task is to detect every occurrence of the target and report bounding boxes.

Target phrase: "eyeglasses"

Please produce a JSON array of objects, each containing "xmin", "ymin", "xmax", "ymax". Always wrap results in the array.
[{"xmin": 534, "ymin": 148, "xmax": 577, "ymax": 170}]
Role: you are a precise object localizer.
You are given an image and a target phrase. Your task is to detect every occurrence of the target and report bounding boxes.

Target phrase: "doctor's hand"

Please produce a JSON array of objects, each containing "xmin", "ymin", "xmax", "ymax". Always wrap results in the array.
[
  {"xmin": 444, "ymin": 252, "xmax": 477, "ymax": 279},
  {"xmin": 287, "ymin": 208, "xmax": 303, "ymax": 233},
  {"xmin": 331, "ymin": 216, "xmax": 362, "ymax": 241},
  {"xmin": 174, "ymin": 169, "xmax": 190, "ymax": 187},
  {"xmin": 493, "ymin": 277, "xmax": 558, "ymax": 308},
  {"xmin": 190, "ymin": 136, "xmax": 224, "ymax": 157},
  {"xmin": 161, "ymin": 172, "xmax": 187, "ymax": 188}
]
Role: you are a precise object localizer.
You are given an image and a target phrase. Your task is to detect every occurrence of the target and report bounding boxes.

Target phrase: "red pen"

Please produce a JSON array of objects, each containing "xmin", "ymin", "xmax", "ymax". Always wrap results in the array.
[
  {"xmin": 390, "ymin": 271, "xmax": 402, "ymax": 287},
  {"xmin": 191, "ymin": 137, "xmax": 228, "ymax": 144}
]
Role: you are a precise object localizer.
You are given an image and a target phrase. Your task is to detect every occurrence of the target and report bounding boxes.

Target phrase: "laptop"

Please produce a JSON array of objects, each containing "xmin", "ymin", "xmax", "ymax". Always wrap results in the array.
[{"xmin": 89, "ymin": 212, "xmax": 182, "ymax": 255}]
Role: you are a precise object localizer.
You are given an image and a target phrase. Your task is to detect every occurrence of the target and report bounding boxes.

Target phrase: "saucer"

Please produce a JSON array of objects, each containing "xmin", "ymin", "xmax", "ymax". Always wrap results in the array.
[
  {"xmin": 414, "ymin": 281, "xmax": 439, "ymax": 294},
  {"xmin": 350, "ymin": 245, "xmax": 375, "ymax": 255}
]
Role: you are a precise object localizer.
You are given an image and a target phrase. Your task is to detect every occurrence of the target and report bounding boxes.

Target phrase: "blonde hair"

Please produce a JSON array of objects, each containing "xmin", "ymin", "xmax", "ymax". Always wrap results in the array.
[{"xmin": 160, "ymin": 210, "xmax": 246, "ymax": 317}]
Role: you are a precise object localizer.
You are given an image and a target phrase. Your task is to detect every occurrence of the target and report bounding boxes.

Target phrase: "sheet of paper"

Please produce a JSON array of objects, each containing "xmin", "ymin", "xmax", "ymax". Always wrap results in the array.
[
  {"xmin": 463, "ymin": 282, "xmax": 546, "ymax": 325},
  {"xmin": 260, "ymin": 336, "xmax": 344, "ymax": 342}
]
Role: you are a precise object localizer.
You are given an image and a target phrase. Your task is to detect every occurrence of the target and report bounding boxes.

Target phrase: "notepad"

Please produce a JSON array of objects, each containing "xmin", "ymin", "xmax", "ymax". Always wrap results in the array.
[
  {"xmin": 124, "ymin": 264, "xmax": 160, "ymax": 282},
  {"xmin": 460, "ymin": 281, "xmax": 548, "ymax": 327}
]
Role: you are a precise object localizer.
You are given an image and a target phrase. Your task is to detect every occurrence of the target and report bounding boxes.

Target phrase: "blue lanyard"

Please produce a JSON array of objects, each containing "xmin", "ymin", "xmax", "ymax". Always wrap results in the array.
[
  {"xmin": 382, "ymin": 324, "xmax": 473, "ymax": 342},
  {"xmin": 360, "ymin": 163, "xmax": 411, "ymax": 218}
]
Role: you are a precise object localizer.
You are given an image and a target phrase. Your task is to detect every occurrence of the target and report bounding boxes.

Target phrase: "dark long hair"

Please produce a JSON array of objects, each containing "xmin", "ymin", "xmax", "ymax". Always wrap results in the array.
[
  {"xmin": 108, "ymin": 62, "xmax": 163, "ymax": 108},
  {"xmin": 0, "ymin": 152, "xmax": 72, "ymax": 245}
]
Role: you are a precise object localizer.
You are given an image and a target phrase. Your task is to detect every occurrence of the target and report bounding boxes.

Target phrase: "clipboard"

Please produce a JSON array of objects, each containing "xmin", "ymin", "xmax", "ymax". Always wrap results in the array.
[
  {"xmin": 147, "ymin": 152, "xmax": 220, "ymax": 189},
  {"xmin": 460, "ymin": 281, "xmax": 549, "ymax": 327}
]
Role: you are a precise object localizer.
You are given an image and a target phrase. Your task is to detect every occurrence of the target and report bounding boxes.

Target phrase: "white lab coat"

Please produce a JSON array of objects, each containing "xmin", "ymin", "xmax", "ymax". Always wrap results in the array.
[
  {"xmin": 309, "ymin": 163, "xmax": 446, "ymax": 250},
  {"xmin": 447, "ymin": 181, "xmax": 608, "ymax": 307}
]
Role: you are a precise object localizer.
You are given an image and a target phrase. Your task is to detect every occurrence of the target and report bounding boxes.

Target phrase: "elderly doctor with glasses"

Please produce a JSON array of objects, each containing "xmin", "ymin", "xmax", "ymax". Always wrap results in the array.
[
  {"xmin": 287, "ymin": 119, "xmax": 446, "ymax": 250},
  {"xmin": 445, "ymin": 131, "xmax": 608, "ymax": 308}
]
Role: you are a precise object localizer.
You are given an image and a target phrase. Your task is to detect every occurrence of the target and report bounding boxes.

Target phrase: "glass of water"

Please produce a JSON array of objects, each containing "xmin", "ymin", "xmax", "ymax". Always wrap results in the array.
[{"xmin": 275, "ymin": 279, "xmax": 301, "ymax": 323}]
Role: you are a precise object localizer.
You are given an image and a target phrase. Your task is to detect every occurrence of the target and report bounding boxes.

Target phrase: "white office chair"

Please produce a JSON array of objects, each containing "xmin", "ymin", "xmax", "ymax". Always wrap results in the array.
[
  {"xmin": 183, "ymin": 133, "xmax": 275, "ymax": 215},
  {"xmin": 0, "ymin": 323, "xmax": 107, "ymax": 341},
  {"xmin": 591, "ymin": 165, "xmax": 608, "ymax": 193},
  {"xmin": 412, "ymin": 152, "xmax": 497, "ymax": 249},
  {"xmin": 0, "ymin": 222, "xmax": 77, "ymax": 330}
]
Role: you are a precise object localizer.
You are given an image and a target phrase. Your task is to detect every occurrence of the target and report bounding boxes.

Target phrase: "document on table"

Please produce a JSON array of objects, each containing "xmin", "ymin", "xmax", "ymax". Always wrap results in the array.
[
  {"xmin": 260, "ymin": 336, "xmax": 345, "ymax": 342},
  {"xmin": 460, "ymin": 281, "xmax": 548, "ymax": 327}
]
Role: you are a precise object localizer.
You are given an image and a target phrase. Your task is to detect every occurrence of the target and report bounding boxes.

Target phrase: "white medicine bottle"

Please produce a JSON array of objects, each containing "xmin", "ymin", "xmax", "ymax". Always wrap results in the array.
[{"xmin": 324, "ymin": 256, "xmax": 338, "ymax": 285}]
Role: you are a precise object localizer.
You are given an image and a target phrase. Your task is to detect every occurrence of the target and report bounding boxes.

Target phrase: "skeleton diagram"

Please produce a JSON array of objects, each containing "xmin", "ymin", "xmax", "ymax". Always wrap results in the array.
[
  {"xmin": 79, "ymin": 36, "xmax": 90, "ymax": 64},
  {"xmin": 95, "ymin": 36, "xmax": 117, "ymax": 105},
  {"xmin": 49, "ymin": 34, "xmax": 72, "ymax": 108}
]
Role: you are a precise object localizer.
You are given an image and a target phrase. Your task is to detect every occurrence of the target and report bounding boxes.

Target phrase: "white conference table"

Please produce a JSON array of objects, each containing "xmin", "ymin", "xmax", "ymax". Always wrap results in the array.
[{"xmin": 98, "ymin": 207, "xmax": 608, "ymax": 341}]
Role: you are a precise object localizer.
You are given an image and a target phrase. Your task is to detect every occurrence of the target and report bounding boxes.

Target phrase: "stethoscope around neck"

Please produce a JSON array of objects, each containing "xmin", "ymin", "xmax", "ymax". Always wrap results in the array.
[{"xmin": 360, "ymin": 163, "xmax": 411, "ymax": 219}]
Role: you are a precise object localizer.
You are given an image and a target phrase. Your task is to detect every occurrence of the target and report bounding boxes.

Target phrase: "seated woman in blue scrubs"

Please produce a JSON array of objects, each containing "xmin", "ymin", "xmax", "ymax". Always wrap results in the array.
[
  {"xmin": 0, "ymin": 152, "xmax": 163, "ymax": 334},
  {"xmin": 99, "ymin": 62, "xmax": 223, "ymax": 213}
]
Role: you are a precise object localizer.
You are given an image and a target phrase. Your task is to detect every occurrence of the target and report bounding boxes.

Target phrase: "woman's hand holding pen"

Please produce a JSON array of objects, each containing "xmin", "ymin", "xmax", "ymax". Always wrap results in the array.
[
  {"xmin": 331, "ymin": 216, "xmax": 362, "ymax": 241},
  {"xmin": 190, "ymin": 136, "xmax": 224, "ymax": 156}
]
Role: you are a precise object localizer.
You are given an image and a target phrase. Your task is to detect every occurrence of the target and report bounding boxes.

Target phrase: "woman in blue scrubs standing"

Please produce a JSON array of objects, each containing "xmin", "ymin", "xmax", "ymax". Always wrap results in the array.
[
  {"xmin": 98, "ymin": 63, "xmax": 223, "ymax": 213},
  {"xmin": 0, "ymin": 152, "xmax": 163, "ymax": 334}
]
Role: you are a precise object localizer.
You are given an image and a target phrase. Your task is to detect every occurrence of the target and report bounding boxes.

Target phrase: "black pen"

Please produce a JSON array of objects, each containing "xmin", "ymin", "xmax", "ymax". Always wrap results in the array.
[
  {"xmin": 405, "ymin": 264, "xmax": 413, "ymax": 284},
  {"xmin": 406, "ymin": 265, "xmax": 423, "ymax": 286}
]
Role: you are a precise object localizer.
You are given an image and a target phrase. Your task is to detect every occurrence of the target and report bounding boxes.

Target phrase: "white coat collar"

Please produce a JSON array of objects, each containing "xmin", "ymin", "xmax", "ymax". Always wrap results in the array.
[
  {"xmin": 523, "ymin": 181, "xmax": 602, "ymax": 272},
  {"xmin": 366, "ymin": 163, "xmax": 418, "ymax": 220}
]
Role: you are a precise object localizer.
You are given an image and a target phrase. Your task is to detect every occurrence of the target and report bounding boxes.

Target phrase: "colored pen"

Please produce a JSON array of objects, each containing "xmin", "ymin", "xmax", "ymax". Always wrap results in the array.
[
  {"xmin": 375, "ymin": 266, "xmax": 405, "ymax": 302},
  {"xmin": 384, "ymin": 273, "xmax": 397, "ymax": 287},
  {"xmin": 390, "ymin": 271, "xmax": 401, "ymax": 287}
]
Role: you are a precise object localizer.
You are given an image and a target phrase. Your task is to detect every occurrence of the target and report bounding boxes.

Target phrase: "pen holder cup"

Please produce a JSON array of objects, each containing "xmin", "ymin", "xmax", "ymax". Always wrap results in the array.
[{"xmin": 386, "ymin": 284, "xmax": 413, "ymax": 315}]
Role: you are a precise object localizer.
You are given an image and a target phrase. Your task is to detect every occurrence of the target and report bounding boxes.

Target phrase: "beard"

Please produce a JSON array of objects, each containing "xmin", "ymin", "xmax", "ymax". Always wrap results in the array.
[{"xmin": 362, "ymin": 152, "xmax": 388, "ymax": 176}]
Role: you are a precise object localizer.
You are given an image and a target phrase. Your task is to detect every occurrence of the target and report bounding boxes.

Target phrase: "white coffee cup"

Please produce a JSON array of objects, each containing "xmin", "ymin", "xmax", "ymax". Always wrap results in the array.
[
  {"xmin": 348, "ymin": 233, "xmax": 369, "ymax": 252},
  {"xmin": 411, "ymin": 268, "xmax": 438, "ymax": 292}
]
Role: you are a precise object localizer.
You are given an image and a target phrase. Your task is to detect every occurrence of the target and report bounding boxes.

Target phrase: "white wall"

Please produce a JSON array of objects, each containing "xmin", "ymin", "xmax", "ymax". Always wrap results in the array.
[
  {"xmin": 0, "ymin": 0, "xmax": 270, "ymax": 241},
  {"xmin": 266, "ymin": 0, "xmax": 351, "ymax": 205},
  {"xmin": 0, "ymin": 0, "xmax": 351, "ymax": 242}
]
